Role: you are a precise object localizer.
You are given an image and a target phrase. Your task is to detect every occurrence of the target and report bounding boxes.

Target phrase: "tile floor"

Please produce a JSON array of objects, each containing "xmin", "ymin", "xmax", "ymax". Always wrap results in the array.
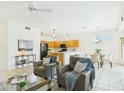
[
  {"xmin": 0, "ymin": 64, "xmax": 33, "ymax": 82},
  {"xmin": 52, "ymin": 63, "xmax": 124, "ymax": 91},
  {"xmin": 93, "ymin": 63, "xmax": 124, "ymax": 91}
]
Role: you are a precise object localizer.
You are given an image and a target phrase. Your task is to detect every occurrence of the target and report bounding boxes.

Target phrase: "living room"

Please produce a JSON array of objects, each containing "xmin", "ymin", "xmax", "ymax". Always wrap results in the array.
[{"xmin": 0, "ymin": 0, "xmax": 124, "ymax": 92}]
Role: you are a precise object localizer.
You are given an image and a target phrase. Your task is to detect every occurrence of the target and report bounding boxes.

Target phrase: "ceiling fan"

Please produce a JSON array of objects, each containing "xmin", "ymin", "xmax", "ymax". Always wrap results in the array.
[{"xmin": 28, "ymin": 2, "xmax": 52, "ymax": 13}]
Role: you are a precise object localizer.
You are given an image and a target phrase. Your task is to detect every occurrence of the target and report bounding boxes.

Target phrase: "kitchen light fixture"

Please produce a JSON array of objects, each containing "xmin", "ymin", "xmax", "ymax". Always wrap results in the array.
[
  {"xmin": 53, "ymin": 28, "xmax": 57, "ymax": 41},
  {"xmin": 66, "ymin": 32, "xmax": 69, "ymax": 40},
  {"xmin": 40, "ymin": 32, "xmax": 43, "ymax": 36},
  {"xmin": 94, "ymin": 26, "xmax": 102, "ymax": 43},
  {"xmin": 119, "ymin": 16, "xmax": 124, "ymax": 32}
]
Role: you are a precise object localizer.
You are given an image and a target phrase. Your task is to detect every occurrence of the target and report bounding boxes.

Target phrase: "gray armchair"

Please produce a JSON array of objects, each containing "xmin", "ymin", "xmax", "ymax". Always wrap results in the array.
[
  {"xmin": 56, "ymin": 56, "xmax": 92, "ymax": 91},
  {"xmin": 33, "ymin": 56, "xmax": 57, "ymax": 79}
]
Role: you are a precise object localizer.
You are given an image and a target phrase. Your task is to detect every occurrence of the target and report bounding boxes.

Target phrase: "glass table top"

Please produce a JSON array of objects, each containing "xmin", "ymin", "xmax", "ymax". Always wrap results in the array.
[{"xmin": 0, "ymin": 75, "xmax": 52, "ymax": 91}]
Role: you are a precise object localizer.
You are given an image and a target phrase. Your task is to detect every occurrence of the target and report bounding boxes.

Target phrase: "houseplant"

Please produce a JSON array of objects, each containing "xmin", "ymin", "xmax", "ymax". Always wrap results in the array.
[
  {"xmin": 18, "ymin": 81, "xmax": 27, "ymax": 89},
  {"xmin": 95, "ymin": 48, "xmax": 101, "ymax": 54}
]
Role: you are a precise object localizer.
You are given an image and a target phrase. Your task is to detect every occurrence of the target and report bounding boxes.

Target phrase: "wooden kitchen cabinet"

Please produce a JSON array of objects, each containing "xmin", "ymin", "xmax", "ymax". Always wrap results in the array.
[
  {"xmin": 64, "ymin": 40, "xmax": 79, "ymax": 48},
  {"xmin": 41, "ymin": 40, "xmax": 79, "ymax": 48}
]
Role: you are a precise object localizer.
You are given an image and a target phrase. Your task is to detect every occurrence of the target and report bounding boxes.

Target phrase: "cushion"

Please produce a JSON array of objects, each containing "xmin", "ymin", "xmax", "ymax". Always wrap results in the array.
[
  {"xmin": 74, "ymin": 61, "xmax": 88, "ymax": 74},
  {"xmin": 43, "ymin": 58, "xmax": 50, "ymax": 64},
  {"xmin": 69, "ymin": 56, "xmax": 80, "ymax": 70}
]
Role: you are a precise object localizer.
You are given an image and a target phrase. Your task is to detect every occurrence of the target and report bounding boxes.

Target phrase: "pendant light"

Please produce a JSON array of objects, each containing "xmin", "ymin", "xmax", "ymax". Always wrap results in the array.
[
  {"xmin": 53, "ymin": 28, "xmax": 57, "ymax": 41},
  {"xmin": 119, "ymin": 16, "xmax": 124, "ymax": 32},
  {"xmin": 95, "ymin": 26, "xmax": 102, "ymax": 43},
  {"xmin": 66, "ymin": 32, "xmax": 69, "ymax": 40}
]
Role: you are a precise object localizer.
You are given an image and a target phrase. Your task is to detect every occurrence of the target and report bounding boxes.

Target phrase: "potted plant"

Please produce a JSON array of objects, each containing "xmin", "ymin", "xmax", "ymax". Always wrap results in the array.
[
  {"xmin": 95, "ymin": 48, "xmax": 102, "ymax": 54},
  {"xmin": 18, "ymin": 81, "xmax": 27, "ymax": 90}
]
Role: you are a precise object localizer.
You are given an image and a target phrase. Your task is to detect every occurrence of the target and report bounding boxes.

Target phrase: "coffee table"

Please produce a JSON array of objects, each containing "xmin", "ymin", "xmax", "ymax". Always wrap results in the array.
[{"xmin": 0, "ymin": 75, "xmax": 54, "ymax": 91}]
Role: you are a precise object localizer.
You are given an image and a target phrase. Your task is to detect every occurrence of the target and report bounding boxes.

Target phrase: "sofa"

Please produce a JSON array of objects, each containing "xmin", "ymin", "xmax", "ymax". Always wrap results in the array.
[
  {"xmin": 33, "ymin": 55, "xmax": 57, "ymax": 79},
  {"xmin": 56, "ymin": 56, "xmax": 95, "ymax": 91}
]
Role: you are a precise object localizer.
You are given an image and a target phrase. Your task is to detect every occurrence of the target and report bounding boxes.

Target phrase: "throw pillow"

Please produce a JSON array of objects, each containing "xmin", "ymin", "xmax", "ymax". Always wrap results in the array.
[
  {"xmin": 74, "ymin": 61, "xmax": 88, "ymax": 74},
  {"xmin": 43, "ymin": 58, "xmax": 50, "ymax": 64}
]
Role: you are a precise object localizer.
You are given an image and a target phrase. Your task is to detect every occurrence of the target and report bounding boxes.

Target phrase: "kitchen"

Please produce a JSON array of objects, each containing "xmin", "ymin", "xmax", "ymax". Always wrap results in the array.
[{"xmin": 40, "ymin": 40, "xmax": 81, "ymax": 65}]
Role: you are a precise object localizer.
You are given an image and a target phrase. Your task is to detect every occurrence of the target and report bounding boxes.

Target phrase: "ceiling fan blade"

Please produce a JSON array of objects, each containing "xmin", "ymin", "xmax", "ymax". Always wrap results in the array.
[
  {"xmin": 6, "ymin": 4, "xmax": 24, "ymax": 8},
  {"xmin": 35, "ymin": 8, "xmax": 52, "ymax": 12},
  {"xmin": 28, "ymin": 5, "xmax": 52, "ymax": 13}
]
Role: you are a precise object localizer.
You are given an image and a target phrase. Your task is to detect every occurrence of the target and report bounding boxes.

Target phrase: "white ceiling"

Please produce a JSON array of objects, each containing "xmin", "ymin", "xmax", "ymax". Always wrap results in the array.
[{"xmin": 0, "ymin": 1, "xmax": 124, "ymax": 34}]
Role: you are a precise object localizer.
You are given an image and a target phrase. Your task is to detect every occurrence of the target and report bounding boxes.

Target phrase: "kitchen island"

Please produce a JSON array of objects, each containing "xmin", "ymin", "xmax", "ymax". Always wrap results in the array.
[{"xmin": 48, "ymin": 51, "xmax": 81, "ymax": 65}]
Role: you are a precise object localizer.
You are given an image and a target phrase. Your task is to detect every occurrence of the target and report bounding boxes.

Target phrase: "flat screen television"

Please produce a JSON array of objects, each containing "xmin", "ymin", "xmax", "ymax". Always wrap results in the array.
[{"xmin": 18, "ymin": 40, "xmax": 33, "ymax": 51}]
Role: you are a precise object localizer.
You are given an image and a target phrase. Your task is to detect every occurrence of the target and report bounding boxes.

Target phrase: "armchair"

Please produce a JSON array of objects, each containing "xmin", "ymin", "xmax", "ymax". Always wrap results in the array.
[
  {"xmin": 33, "ymin": 56, "xmax": 57, "ymax": 79},
  {"xmin": 56, "ymin": 56, "xmax": 94, "ymax": 91}
]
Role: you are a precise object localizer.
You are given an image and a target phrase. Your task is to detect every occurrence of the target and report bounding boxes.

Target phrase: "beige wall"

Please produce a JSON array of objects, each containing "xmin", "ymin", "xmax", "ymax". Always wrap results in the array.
[{"xmin": 0, "ymin": 21, "xmax": 8, "ymax": 70}]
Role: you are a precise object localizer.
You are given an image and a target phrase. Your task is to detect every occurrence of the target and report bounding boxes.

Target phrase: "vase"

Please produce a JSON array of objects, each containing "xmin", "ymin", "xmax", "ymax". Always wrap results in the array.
[{"xmin": 27, "ymin": 73, "xmax": 37, "ymax": 83}]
